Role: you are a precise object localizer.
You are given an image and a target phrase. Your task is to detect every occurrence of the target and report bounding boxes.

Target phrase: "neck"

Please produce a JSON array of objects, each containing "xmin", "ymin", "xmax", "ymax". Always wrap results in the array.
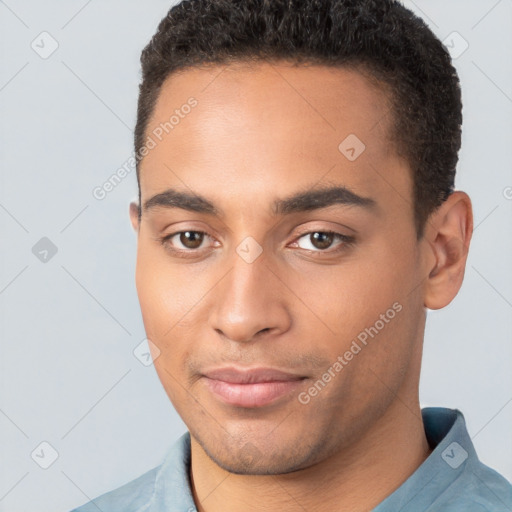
[{"xmin": 190, "ymin": 396, "xmax": 432, "ymax": 512}]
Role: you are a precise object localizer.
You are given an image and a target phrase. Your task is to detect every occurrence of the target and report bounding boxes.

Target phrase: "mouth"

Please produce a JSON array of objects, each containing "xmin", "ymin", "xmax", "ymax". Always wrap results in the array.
[{"xmin": 201, "ymin": 367, "xmax": 307, "ymax": 408}]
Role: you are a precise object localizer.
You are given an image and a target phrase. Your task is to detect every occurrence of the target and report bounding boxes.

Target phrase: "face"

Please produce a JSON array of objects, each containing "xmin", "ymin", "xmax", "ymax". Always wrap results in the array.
[{"xmin": 131, "ymin": 61, "xmax": 432, "ymax": 474}]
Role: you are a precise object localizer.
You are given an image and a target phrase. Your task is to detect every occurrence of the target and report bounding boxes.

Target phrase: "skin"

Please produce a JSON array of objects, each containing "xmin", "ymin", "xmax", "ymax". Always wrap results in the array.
[{"xmin": 129, "ymin": 60, "xmax": 473, "ymax": 511}]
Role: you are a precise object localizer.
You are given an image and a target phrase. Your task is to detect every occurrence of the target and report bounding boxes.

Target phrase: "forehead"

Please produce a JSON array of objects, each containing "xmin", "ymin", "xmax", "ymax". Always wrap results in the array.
[{"xmin": 139, "ymin": 61, "xmax": 407, "ymax": 214}]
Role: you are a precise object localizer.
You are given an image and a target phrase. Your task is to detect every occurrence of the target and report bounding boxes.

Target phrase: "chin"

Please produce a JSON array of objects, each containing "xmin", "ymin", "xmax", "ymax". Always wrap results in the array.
[{"xmin": 195, "ymin": 431, "xmax": 323, "ymax": 476}]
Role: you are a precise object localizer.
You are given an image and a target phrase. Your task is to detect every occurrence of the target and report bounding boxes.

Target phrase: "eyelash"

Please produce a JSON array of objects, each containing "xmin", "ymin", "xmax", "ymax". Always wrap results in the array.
[{"xmin": 157, "ymin": 229, "xmax": 355, "ymax": 258}]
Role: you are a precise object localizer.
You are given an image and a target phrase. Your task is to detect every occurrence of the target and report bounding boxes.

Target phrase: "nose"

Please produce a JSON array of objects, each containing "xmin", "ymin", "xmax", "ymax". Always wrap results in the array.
[{"xmin": 208, "ymin": 249, "xmax": 292, "ymax": 343}]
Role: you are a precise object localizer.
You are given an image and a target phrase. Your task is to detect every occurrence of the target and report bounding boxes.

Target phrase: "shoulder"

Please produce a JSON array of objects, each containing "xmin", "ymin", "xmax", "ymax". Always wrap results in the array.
[
  {"xmin": 376, "ymin": 408, "xmax": 512, "ymax": 512},
  {"xmin": 423, "ymin": 431, "xmax": 512, "ymax": 511},
  {"xmin": 450, "ymin": 458, "xmax": 512, "ymax": 512},
  {"xmin": 69, "ymin": 464, "xmax": 160, "ymax": 512},
  {"xmin": 68, "ymin": 432, "xmax": 193, "ymax": 512}
]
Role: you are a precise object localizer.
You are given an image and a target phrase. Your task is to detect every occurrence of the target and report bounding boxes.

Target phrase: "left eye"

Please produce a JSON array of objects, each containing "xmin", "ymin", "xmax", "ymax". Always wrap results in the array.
[{"xmin": 294, "ymin": 231, "xmax": 353, "ymax": 252}]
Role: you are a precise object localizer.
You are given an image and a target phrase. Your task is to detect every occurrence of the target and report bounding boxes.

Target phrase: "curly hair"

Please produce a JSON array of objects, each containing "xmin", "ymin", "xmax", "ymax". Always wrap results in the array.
[{"xmin": 134, "ymin": 0, "xmax": 462, "ymax": 239}]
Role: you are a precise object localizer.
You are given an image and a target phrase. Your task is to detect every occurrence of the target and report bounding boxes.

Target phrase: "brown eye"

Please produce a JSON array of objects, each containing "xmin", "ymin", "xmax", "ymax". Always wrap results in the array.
[
  {"xmin": 310, "ymin": 232, "xmax": 334, "ymax": 250},
  {"xmin": 178, "ymin": 231, "xmax": 204, "ymax": 249},
  {"xmin": 295, "ymin": 231, "xmax": 354, "ymax": 253},
  {"xmin": 159, "ymin": 229, "xmax": 217, "ymax": 257},
  {"xmin": 297, "ymin": 231, "xmax": 336, "ymax": 251}
]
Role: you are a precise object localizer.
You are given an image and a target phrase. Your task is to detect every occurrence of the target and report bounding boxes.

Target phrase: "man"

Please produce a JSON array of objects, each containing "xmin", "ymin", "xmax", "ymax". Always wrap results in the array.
[{"xmin": 71, "ymin": 0, "xmax": 512, "ymax": 510}]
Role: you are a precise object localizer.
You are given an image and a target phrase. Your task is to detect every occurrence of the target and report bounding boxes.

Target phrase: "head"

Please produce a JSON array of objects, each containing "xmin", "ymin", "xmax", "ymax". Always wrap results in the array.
[{"xmin": 129, "ymin": 0, "xmax": 472, "ymax": 475}]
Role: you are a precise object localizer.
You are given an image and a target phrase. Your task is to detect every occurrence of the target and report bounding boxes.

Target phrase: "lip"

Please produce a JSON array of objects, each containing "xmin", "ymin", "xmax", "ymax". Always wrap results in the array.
[{"xmin": 201, "ymin": 367, "xmax": 307, "ymax": 408}]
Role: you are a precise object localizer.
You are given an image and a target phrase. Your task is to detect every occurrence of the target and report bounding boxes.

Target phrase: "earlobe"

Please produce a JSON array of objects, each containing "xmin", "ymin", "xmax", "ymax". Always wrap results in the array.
[
  {"xmin": 423, "ymin": 191, "xmax": 473, "ymax": 310},
  {"xmin": 129, "ymin": 200, "xmax": 140, "ymax": 233}
]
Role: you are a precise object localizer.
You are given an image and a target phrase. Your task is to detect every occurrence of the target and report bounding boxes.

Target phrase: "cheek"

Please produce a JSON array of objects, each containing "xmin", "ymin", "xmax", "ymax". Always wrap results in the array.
[
  {"xmin": 293, "ymin": 239, "xmax": 420, "ymax": 384},
  {"xmin": 284, "ymin": 243, "xmax": 414, "ymax": 341},
  {"xmin": 134, "ymin": 243, "xmax": 215, "ymax": 382},
  {"xmin": 329, "ymin": 242, "xmax": 422, "ymax": 394},
  {"xmin": 135, "ymin": 263, "xmax": 171, "ymax": 339},
  {"xmin": 135, "ymin": 242, "xmax": 201, "ymax": 335}
]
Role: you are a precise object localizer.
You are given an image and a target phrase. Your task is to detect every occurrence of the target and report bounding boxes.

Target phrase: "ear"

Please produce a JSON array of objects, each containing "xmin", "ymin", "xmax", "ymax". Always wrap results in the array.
[
  {"xmin": 129, "ymin": 200, "xmax": 140, "ymax": 233},
  {"xmin": 423, "ymin": 191, "xmax": 473, "ymax": 310}
]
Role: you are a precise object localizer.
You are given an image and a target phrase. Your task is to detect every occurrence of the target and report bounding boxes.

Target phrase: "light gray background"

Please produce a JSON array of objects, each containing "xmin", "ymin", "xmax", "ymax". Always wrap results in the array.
[{"xmin": 0, "ymin": 1, "xmax": 511, "ymax": 511}]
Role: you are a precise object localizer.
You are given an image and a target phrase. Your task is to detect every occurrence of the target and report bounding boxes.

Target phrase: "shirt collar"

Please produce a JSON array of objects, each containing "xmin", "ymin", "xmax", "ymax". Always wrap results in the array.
[
  {"xmin": 374, "ymin": 407, "xmax": 477, "ymax": 511},
  {"xmin": 149, "ymin": 429, "xmax": 196, "ymax": 511},
  {"xmin": 148, "ymin": 407, "xmax": 472, "ymax": 511}
]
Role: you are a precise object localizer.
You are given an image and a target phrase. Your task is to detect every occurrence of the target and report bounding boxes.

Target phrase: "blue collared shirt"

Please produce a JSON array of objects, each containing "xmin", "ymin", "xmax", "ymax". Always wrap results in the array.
[{"xmin": 70, "ymin": 407, "xmax": 512, "ymax": 511}]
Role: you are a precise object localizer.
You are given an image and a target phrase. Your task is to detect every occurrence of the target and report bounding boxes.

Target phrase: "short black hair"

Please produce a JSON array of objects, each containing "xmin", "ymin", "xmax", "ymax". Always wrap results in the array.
[{"xmin": 134, "ymin": 0, "xmax": 462, "ymax": 239}]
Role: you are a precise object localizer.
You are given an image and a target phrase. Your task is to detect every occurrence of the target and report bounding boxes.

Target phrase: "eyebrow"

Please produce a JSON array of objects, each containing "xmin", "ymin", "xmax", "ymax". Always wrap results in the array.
[{"xmin": 142, "ymin": 185, "xmax": 377, "ymax": 217}]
